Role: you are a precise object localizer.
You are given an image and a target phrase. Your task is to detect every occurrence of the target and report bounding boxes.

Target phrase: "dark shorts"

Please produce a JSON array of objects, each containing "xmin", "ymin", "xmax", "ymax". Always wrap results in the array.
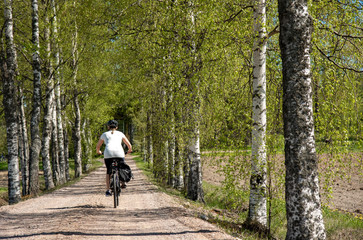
[{"xmin": 104, "ymin": 157, "xmax": 125, "ymax": 175}]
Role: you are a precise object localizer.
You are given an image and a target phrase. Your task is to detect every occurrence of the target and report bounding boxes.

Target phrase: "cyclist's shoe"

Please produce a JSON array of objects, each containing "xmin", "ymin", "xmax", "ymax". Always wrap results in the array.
[
  {"xmin": 105, "ymin": 190, "xmax": 112, "ymax": 197},
  {"xmin": 121, "ymin": 182, "xmax": 127, "ymax": 189}
]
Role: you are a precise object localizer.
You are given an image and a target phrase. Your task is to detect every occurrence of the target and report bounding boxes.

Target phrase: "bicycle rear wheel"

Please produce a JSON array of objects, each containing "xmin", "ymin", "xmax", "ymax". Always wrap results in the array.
[{"xmin": 113, "ymin": 173, "xmax": 119, "ymax": 208}]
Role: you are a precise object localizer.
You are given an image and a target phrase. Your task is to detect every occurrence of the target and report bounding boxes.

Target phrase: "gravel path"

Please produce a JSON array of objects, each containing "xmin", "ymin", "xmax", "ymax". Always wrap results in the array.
[{"xmin": 0, "ymin": 156, "xmax": 235, "ymax": 240}]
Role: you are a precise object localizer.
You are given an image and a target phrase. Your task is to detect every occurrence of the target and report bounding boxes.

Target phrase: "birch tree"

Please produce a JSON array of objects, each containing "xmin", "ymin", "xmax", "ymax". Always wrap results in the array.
[
  {"xmin": 278, "ymin": 0, "xmax": 326, "ymax": 238},
  {"xmin": 246, "ymin": 0, "xmax": 267, "ymax": 228},
  {"xmin": 18, "ymin": 88, "xmax": 29, "ymax": 196},
  {"xmin": 51, "ymin": 0, "xmax": 66, "ymax": 184},
  {"xmin": 1, "ymin": 0, "xmax": 21, "ymax": 204},
  {"xmin": 29, "ymin": 0, "xmax": 42, "ymax": 195},
  {"xmin": 185, "ymin": 1, "xmax": 204, "ymax": 202},
  {"xmin": 41, "ymin": 2, "xmax": 55, "ymax": 190},
  {"xmin": 72, "ymin": 0, "xmax": 82, "ymax": 178}
]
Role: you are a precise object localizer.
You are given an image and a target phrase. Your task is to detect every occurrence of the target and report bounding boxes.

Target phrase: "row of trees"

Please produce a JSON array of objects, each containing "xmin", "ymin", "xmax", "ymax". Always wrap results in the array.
[
  {"xmin": 1, "ymin": 0, "xmax": 361, "ymax": 239},
  {"xmin": 103, "ymin": 0, "xmax": 361, "ymax": 239},
  {"xmin": 1, "ymin": 0, "xmax": 122, "ymax": 202}
]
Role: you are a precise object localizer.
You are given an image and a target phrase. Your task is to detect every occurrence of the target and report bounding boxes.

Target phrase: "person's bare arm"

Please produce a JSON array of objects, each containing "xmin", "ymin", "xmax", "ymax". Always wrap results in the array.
[
  {"xmin": 122, "ymin": 137, "xmax": 132, "ymax": 154},
  {"xmin": 96, "ymin": 139, "xmax": 104, "ymax": 155}
]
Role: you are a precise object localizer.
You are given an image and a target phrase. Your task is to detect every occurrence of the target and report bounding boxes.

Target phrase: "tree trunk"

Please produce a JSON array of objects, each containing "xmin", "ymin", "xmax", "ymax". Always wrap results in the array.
[
  {"xmin": 187, "ymin": 128, "xmax": 204, "ymax": 202},
  {"xmin": 52, "ymin": 0, "xmax": 66, "ymax": 184},
  {"xmin": 174, "ymin": 138, "xmax": 184, "ymax": 190},
  {"xmin": 63, "ymin": 124, "xmax": 70, "ymax": 181},
  {"xmin": 82, "ymin": 119, "xmax": 92, "ymax": 172},
  {"xmin": 185, "ymin": 1, "xmax": 204, "ymax": 202},
  {"xmin": 1, "ymin": 0, "xmax": 21, "ymax": 204},
  {"xmin": 278, "ymin": 0, "xmax": 326, "ymax": 239},
  {"xmin": 185, "ymin": 79, "xmax": 203, "ymax": 201},
  {"xmin": 18, "ymin": 88, "xmax": 30, "ymax": 196},
  {"xmin": 41, "ymin": 7, "xmax": 55, "ymax": 190},
  {"xmin": 72, "ymin": 0, "xmax": 82, "ymax": 178},
  {"xmin": 146, "ymin": 110, "xmax": 153, "ymax": 168},
  {"xmin": 51, "ymin": 94, "xmax": 60, "ymax": 185},
  {"xmin": 246, "ymin": 0, "xmax": 267, "ymax": 227},
  {"xmin": 41, "ymin": 80, "xmax": 55, "ymax": 190},
  {"xmin": 73, "ymin": 96, "xmax": 82, "ymax": 178},
  {"xmin": 168, "ymin": 129, "xmax": 176, "ymax": 188},
  {"xmin": 28, "ymin": 0, "xmax": 42, "ymax": 196}
]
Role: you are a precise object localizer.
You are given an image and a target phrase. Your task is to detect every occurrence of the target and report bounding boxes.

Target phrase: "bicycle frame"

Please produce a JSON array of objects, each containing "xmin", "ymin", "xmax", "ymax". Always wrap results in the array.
[{"xmin": 110, "ymin": 159, "xmax": 121, "ymax": 208}]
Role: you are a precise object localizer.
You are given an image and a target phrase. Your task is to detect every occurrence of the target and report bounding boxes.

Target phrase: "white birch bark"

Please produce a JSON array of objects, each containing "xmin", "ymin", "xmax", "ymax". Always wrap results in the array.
[
  {"xmin": 73, "ymin": 87, "xmax": 82, "ymax": 178},
  {"xmin": 29, "ymin": 0, "xmax": 42, "ymax": 196},
  {"xmin": 247, "ymin": 0, "xmax": 267, "ymax": 227},
  {"xmin": 41, "ymin": 8, "xmax": 55, "ymax": 190},
  {"xmin": 174, "ymin": 139, "xmax": 184, "ymax": 190},
  {"xmin": 187, "ymin": 128, "xmax": 204, "ymax": 202},
  {"xmin": 51, "ymin": 91, "xmax": 60, "ymax": 185},
  {"xmin": 146, "ymin": 110, "xmax": 153, "ymax": 167},
  {"xmin": 63, "ymin": 119, "xmax": 70, "ymax": 181},
  {"xmin": 81, "ymin": 119, "xmax": 92, "ymax": 172},
  {"xmin": 168, "ymin": 123, "xmax": 176, "ymax": 187},
  {"xmin": 62, "ymin": 117, "xmax": 71, "ymax": 181},
  {"xmin": 51, "ymin": 0, "xmax": 66, "ymax": 184},
  {"xmin": 142, "ymin": 135, "xmax": 147, "ymax": 162},
  {"xmin": 18, "ymin": 88, "xmax": 30, "ymax": 196},
  {"xmin": 1, "ymin": 0, "xmax": 21, "ymax": 204},
  {"xmin": 279, "ymin": 0, "xmax": 326, "ymax": 239},
  {"xmin": 185, "ymin": 0, "xmax": 204, "ymax": 202},
  {"xmin": 72, "ymin": 2, "xmax": 82, "ymax": 178}
]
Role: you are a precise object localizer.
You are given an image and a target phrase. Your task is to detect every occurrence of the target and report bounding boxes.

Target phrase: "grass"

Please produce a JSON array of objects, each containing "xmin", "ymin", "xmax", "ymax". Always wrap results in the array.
[
  {"xmin": 0, "ymin": 161, "xmax": 7, "ymax": 171},
  {"xmin": 204, "ymin": 182, "xmax": 363, "ymax": 239},
  {"xmin": 202, "ymin": 139, "xmax": 363, "ymax": 157},
  {"xmin": 324, "ymin": 207, "xmax": 363, "ymax": 239},
  {"xmin": 133, "ymin": 154, "xmax": 363, "ymax": 240}
]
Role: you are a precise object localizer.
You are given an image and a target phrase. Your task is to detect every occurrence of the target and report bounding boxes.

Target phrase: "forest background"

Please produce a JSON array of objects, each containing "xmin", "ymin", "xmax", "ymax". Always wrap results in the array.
[{"xmin": 0, "ymin": 0, "xmax": 362, "ymax": 239}]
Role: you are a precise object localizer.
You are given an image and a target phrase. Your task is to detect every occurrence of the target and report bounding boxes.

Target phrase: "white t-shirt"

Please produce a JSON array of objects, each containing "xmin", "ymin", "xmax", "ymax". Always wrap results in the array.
[{"xmin": 100, "ymin": 130, "xmax": 126, "ymax": 158}]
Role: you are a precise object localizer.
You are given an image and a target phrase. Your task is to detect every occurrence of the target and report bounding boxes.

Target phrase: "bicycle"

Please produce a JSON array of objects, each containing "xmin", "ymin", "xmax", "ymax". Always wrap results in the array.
[
  {"xmin": 109, "ymin": 156, "xmax": 133, "ymax": 208},
  {"xmin": 110, "ymin": 158, "xmax": 123, "ymax": 208}
]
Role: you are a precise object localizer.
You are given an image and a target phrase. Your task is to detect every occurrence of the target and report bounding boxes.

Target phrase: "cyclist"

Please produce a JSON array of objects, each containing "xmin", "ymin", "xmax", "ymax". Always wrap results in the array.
[{"xmin": 96, "ymin": 120, "xmax": 132, "ymax": 196}]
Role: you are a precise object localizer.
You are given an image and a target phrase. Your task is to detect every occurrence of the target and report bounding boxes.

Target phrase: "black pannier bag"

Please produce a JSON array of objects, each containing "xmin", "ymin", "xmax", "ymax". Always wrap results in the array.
[{"xmin": 119, "ymin": 162, "xmax": 133, "ymax": 182}]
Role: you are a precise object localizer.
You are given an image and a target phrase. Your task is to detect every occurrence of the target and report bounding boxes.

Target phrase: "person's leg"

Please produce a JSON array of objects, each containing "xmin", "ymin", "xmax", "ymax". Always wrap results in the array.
[{"xmin": 104, "ymin": 158, "xmax": 112, "ymax": 196}]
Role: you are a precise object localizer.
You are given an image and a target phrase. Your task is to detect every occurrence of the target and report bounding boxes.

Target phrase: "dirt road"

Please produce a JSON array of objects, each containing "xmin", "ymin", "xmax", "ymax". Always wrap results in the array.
[{"xmin": 0, "ymin": 156, "xmax": 235, "ymax": 240}]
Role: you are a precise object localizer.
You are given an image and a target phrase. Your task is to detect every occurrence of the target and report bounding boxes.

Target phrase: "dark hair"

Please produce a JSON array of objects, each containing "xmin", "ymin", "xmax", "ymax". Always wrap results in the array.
[{"xmin": 107, "ymin": 120, "xmax": 118, "ymax": 129}]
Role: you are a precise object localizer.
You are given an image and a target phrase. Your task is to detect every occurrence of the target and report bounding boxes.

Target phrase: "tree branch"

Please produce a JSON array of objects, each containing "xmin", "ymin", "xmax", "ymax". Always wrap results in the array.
[
  {"xmin": 319, "ymin": 27, "xmax": 363, "ymax": 39},
  {"xmin": 16, "ymin": 46, "xmax": 33, "ymax": 66},
  {"xmin": 314, "ymin": 43, "xmax": 363, "ymax": 73},
  {"xmin": 267, "ymin": 25, "xmax": 279, "ymax": 38},
  {"xmin": 224, "ymin": 6, "xmax": 253, "ymax": 23}
]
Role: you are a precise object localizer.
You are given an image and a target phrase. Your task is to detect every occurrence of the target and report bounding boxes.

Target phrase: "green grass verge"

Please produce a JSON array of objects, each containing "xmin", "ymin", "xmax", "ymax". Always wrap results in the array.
[
  {"xmin": 0, "ymin": 187, "xmax": 7, "ymax": 193},
  {"xmin": 0, "ymin": 161, "xmax": 7, "ymax": 171},
  {"xmin": 203, "ymin": 182, "xmax": 363, "ymax": 239}
]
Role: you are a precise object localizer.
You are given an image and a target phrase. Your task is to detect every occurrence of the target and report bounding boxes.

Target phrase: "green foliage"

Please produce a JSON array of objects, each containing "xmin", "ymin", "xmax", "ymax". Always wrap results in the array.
[
  {"xmin": 0, "ymin": 161, "xmax": 7, "ymax": 171},
  {"xmin": 0, "ymin": 187, "xmax": 7, "ymax": 193},
  {"xmin": 0, "ymin": 0, "xmax": 362, "ymax": 235}
]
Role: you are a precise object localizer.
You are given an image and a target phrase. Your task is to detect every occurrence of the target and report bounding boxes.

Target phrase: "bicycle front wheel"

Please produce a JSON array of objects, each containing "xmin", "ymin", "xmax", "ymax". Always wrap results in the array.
[{"xmin": 113, "ymin": 173, "xmax": 119, "ymax": 208}]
